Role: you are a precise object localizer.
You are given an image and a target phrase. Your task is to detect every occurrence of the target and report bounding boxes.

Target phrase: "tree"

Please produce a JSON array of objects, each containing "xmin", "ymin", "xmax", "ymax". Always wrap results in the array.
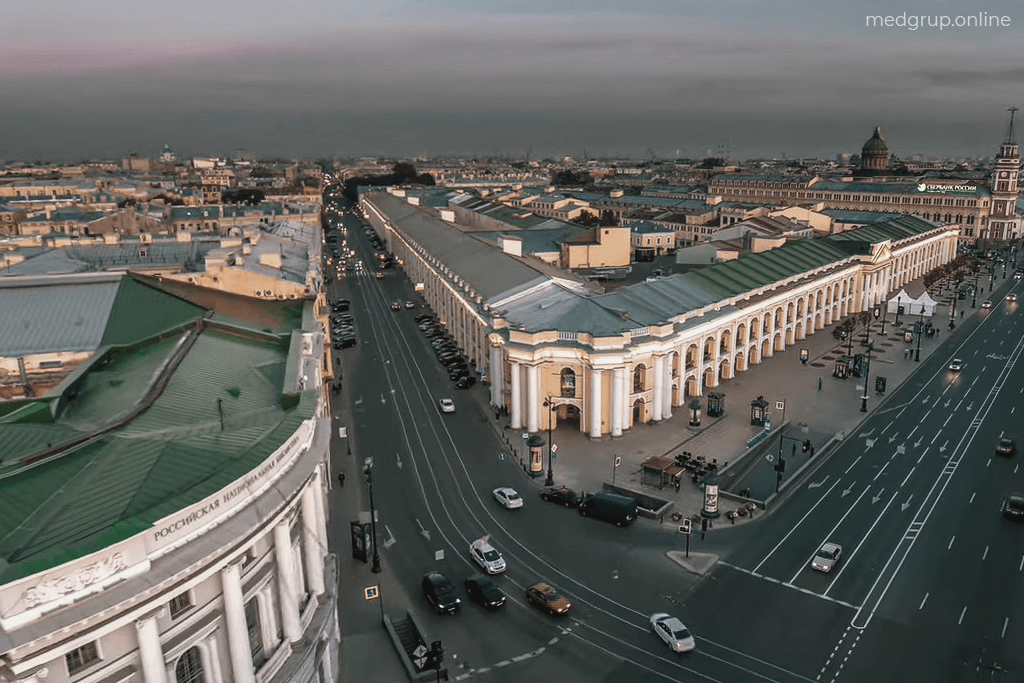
[
  {"xmin": 571, "ymin": 210, "xmax": 601, "ymax": 227},
  {"xmin": 550, "ymin": 169, "xmax": 593, "ymax": 187}
]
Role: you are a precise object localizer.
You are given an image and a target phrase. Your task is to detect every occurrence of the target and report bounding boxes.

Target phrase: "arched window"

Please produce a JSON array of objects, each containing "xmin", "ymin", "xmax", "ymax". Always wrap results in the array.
[
  {"xmin": 175, "ymin": 647, "xmax": 205, "ymax": 683},
  {"xmin": 633, "ymin": 365, "xmax": 646, "ymax": 393},
  {"xmin": 560, "ymin": 369, "xmax": 576, "ymax": 398}
]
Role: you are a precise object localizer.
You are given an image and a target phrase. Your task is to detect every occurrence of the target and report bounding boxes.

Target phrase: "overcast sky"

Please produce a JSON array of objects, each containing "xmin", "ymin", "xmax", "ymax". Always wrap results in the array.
[{"xmin": 2, "ymin": 0, "xmax": 1021, "ymax": 161}]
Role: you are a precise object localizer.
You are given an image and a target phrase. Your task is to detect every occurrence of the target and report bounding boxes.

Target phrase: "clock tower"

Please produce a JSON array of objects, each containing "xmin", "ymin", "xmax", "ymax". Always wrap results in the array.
[{"xmin": 985, "ymin": 107, "xmax": 1021, "ymax": 244}]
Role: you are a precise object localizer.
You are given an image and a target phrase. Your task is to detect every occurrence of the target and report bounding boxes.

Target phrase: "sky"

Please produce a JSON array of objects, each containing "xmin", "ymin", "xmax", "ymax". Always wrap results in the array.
[{"xmin": 2, "ymin": 0, "xmax": 1022, "ymax": 162}]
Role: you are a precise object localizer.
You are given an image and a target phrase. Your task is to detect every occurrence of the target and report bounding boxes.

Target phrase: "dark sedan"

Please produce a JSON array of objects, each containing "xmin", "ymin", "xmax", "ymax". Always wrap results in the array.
[
  {"xmin": 540, "ymin": 485, "xmax": 582, "ymax": 508},
  {"xmin": 464, "ymin": 574, "xmax": 506, "ymax": 610}
]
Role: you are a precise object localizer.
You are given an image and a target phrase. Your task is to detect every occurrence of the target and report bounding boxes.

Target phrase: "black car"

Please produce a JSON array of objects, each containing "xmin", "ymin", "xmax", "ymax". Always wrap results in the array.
[
  {"xmin": 464, "ymin": 574, "xmax": 506, "ymax": 610},
  {"xmin": 996, "ymin": 438, "xmax": 1017, "ymax": 457},
  {"xmin": 1002, "ymin": 495, "xmax": 1024, "ymax": 521},
  {"xmin": 422, "ymin": 572, "xmax": 461, "ymax": 614},
  {"xmin": 454, "ymin": 376, "xmax": 476, "ymax": 390},
  {"xmin": 540, "ymin": 485, "xmax": 582, "ymax": 508},
  {"xmin": 415, "ymin": 314, "xmax": 434, "ymax": 323},
  {"xmin": 449, "ymin": 368, "xmax": 469, "ymax": 381}
]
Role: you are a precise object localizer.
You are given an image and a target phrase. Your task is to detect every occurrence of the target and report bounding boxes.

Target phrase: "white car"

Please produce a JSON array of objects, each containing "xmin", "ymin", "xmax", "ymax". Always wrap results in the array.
[
  {"xmin": 493, "ymin": 487, "xmax": 523, "ymax": 509},
  {"xmin": 469, "ymin": 537, "xmax": 506, "ymax": 574},
  {"xmin": 811, "ymin": 542, "xmax": 842, "ymax": 573},
  {"xmin": 650, "ymin": 613, "xmax": 696, "ymax": 653},
  {"xmin": 439, "ymin": 398, "xmax": 455, "ymax": 413},
  {"xmin": 948, "ymin": 359, "xmax": 963, "ymax": 372}
]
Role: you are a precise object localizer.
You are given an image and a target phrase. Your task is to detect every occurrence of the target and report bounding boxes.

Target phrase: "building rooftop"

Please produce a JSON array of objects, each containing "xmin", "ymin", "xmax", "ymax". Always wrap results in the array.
[{"xmin": 0, "ymin": 273, "xmax": 316, "ymax": 584}]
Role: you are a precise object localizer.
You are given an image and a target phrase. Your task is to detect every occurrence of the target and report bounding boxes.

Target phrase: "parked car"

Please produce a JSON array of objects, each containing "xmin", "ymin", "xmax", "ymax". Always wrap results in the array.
[
  {"xmin": 454, "ymin": 376, "xmax": 476, "ymax": 390},
  {"xmin": 540, "ymin": 485, "xmax": 582, "ymax": 508},
  {"xmin": 578, "ymin": 491, "xmax": 637, "ymax": 526},
  {"xmin": 422, "ymin": 572, "xmax": 460, "ymax": 614},
  {"xmin": 996, "ymin": 437, "xmax": 1017, "ymax": 457},
  {"xmin": 493, "ymin": 487, "xmax": 523, "ymax": 509},
  {"xmin": 650, "ymin": 613, "xmax": 697, "ymax": 653},
  {"xmin": 525, "ymin": 582, "xmax": 570, "ymax": 616},
  {"xmin": 811, "ymin": 542, "xmax": 842, "ymax": 573},
  {"xmin": 469, "ymin": 538, "xmax": 506, "ymax": 574},
  {"xmin": 464, "ymin": 574, "xmax": 506, "ymax": 610}
]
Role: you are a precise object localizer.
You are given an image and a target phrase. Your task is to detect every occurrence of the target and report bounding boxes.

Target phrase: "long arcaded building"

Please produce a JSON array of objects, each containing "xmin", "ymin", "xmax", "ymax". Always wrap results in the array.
[{"xmin": 360, "ymin": 188, "xmax": 959, "ymax": 442}]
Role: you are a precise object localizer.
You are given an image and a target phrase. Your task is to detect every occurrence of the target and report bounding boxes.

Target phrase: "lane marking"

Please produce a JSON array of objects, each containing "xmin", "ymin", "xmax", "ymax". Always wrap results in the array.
[
  {"xmin": 919, "ymin": 593, "xmax": 928, "ymax": 610},
  {"xmin": 753, "ymin": 478, "xmax": 842, "ymax": 574},
  {"xmin": 948, "ymin": 536, "xmax": 955, "ymax": 550},
  {"xmin": 958, "ymin": 606, "xmax": 967, "ymax": 625}
]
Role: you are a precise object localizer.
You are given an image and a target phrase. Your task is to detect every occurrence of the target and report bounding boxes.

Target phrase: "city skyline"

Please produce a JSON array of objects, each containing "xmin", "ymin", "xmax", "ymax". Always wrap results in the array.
[{"xmin": 3, "ymin": 0, "xmax": 1021, "ymax": 161}]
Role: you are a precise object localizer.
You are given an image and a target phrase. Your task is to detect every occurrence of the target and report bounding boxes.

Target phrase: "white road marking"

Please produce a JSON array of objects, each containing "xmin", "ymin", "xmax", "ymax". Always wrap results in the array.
[
  {"xmin": 919, "ymin": 593, "xmax": 928, "ymax": 610},
  {"xmin": 948, "ymin": 536, "xmax": 955, "ymax": 550},
  {"xmin": 753, "ymin": 478, "xmax": 842, "ymax": 574},
  {"xmin": 982, "ymin": 545, "xmax": 989, "ymax": 561},
  {"xmin": 1002, "ymin": 617, "xmax": 1010, "ymax": 638},
  {"xmin": 959, "ymin": 606, "xmax": 968, "ymax": 625}
]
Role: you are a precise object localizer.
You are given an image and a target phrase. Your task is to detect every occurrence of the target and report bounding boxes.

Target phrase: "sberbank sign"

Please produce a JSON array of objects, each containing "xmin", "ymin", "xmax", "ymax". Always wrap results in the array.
[{"xmin": 915, "ymin": 182, "xmax": 977, "ymax": 194}]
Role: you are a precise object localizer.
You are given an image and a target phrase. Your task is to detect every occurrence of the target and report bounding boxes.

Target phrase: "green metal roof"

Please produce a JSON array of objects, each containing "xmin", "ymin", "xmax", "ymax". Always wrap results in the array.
[{"xmin": 0, "ymin": 277, "xmax": 315, "ymax": 585}]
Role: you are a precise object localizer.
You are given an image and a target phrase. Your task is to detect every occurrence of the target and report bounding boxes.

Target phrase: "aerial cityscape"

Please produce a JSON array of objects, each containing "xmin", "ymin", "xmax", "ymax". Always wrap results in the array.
[{"xmin": 1, "ymin": 3, "xmax": 1022, "ymax": 683}]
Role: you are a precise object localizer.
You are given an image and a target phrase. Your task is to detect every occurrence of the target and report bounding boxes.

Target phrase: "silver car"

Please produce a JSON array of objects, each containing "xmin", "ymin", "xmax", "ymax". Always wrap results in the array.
[
  {"xmin": 650, "ymin": 613, "xmax": 696, "ymax": 653},
  {"xmin": 811, "ymin": 542, "xmax": 842, "ymax": 573}
]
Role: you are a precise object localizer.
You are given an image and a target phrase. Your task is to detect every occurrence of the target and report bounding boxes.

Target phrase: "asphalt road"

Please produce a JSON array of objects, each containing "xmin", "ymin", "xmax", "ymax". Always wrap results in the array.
[{"xmin": 326, "ymin": 196, "xmax": 1024, "ymax": 683}]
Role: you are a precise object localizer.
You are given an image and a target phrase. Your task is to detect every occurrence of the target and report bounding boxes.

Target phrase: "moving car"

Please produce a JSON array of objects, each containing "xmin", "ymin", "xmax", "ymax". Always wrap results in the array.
[
  {"xmin": 438, "ymin": 398, "xmax": 455, "ymax": 413},
  {"xmin": 540, "ymin": 485, "xmax": 582, "ymax": 508},
  {"xmin": 390, "ymin": 301, "xmax": 402, "ymax": 311},
  {"xmin": 948, "ymin": 358, "xmax": 963, "ymax": 372},
  {"xmin": 650, "ymin": 613, "xmax": 697, "ymax": 653},
  {"xmin": 525, "ymin": 582, "xmax": 571, "ymax": 616},
  {"xmin": 811, "ymin": 542, "xmax": 842, "ymax": 573},
  {"xmin": 422, "ymin": 572, "xmax": 461, "ymax": 614},
  {"xmin": 996, "ymin": 437, "xmax": 1017, "ymax": 457},
  {"xmin": 469, "ymin": 538, "xmax": 506, "ymax": 574},
  {"xmin": 493, "ymin": 487, "xmax": 523, "ymax": 509},
  {"xmin": 1002, "ymin": 494, "xmax": 1024, "ymax": 521},
  {"xmin": 1007, "ymin": 293, "xmax": 1018, "ymax": 302},
  {"xmin": 375, "ymin": 271, "xmax": 385, "ymax": 280},
  {"xmin": 464, "ymin": 574, "xmax": 506, "ymax": 610},
  {"xmin": 982, "ymin": 300, "xmax": 993, "ymax": 309},
  {"xmin": 405, "ymin": 301, "xmax": 416, "ymax": 309}
]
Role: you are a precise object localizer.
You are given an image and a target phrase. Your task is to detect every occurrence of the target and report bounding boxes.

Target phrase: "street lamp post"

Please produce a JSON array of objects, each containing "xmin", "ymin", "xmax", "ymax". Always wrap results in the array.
[
  {"xmin": 860, "ymin": 341, "xmax": 873, "ymax": 412},
  {"xmin": 894, "ymin": 296, "xmax": 902, "ymax": 325},
  {"xmin": 915, "ymin": 306, "xmax": 923, "ymax": 362},
  {"xmin": 364, "ymin": 457, "xmax": 381, "ymax": 573},
  {"xmin": 542, "ymin": 399, "xmax": 556, "ymax": 486}
]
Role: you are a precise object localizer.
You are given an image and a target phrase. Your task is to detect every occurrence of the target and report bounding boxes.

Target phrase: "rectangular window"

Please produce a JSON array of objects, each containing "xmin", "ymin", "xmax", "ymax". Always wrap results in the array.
[
  {"xmin": 169, "ymin": 591, "xmax": 193, "ymax": 618},
  {"xmin": 66, "ymin": 642, "xmax": 100, "ymax": 674}
]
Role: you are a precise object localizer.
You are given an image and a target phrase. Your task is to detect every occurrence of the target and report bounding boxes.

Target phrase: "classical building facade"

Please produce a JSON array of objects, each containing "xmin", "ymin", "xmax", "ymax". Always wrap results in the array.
[
  {"xmin": 708, "ymin": 117, "xmax": 1022, "ymax": 243},
  {"xmin": 360, "ymin": 189, "xmax": 958, "ymax": 440}
]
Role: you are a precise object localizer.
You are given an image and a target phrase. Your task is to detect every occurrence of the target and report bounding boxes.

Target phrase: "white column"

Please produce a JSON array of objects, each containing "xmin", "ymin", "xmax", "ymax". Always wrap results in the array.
[
  {"xmin": 301, "ymin": 483, "xmax": 326, "ymax": 597},
  {"xmin": 589, "ymin": 368, "xmax": 603, "ymax": 439},
  {"xmin": 661, "ymin": 358, "xmax": 673, "ymax": 420},
  {"xmin": 610, "ymin": 367, "xmax": 624, "ymax": 437},
  {"xmin": 220, "ymin": 561, "xmax": 257, "ymax": 683},
  {"xmin": 622, "ymin": 366, "xmax": 632, "ymax": 430},
  {"xmin": 510, "ymin": 362, "xmax": 522, "ymax": 429},
  {"xmin": 274, "ymin": 523, "xmax": 303, "ymax": 642},
  {"xmin": 134, "ymin": 614, "xmax": 169, "ymax": 683},
  {"xmin": 526, "ymin": 365, "xmax": 540, "ymax": 434},
  {"xmin": 201, "ymin": 635, "xmax": 226, "ymax": 683},
  {"xmin": 651, "ymin": 356, "xmax": 664, "ymax": 422},
  {"xmin": 489, "ymin": 344, "xmax": 503, "ymax": 407}
]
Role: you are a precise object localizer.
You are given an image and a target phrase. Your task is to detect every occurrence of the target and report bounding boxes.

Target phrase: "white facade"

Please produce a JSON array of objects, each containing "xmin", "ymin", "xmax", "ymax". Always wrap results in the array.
[{"xmin": 0, "ymin": 419, "xmax": 338, "ymax": 683}]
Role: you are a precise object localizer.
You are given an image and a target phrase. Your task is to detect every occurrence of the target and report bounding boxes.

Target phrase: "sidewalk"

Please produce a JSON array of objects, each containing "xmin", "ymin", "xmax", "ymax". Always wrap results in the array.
[{"xmin": 493, "ymin": 273, "xmax": 1015, "ymax": 538}]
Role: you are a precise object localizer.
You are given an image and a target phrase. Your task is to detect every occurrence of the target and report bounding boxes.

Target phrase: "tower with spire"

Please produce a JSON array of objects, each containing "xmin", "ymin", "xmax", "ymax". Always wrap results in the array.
[{"xmin": 985, "ymin": 107, "xmax": 1021, "ymax": 243}]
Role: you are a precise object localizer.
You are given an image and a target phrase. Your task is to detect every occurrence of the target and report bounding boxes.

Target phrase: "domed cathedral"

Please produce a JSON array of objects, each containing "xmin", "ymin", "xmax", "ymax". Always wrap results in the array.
[{"xmin": 858, "ymin": 125, "xmax": 890, "ymax": 174}]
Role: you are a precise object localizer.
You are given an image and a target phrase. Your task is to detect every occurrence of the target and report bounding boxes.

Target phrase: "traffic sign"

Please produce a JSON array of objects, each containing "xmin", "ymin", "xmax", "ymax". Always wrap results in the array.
[
  {"xmin": 364, "ymin": 585, "xmax": 379, "ymax": 600},
  {"xmin": 498, "ymin": 451, "xmax": 506, "ymax": 461},
  {"xmin": 413, "ymin": 644, "xmax": 428, "ymax": 670},
  {"xmin": 614, "ymin": 455, "xmax": 622, "ymax": 467}
]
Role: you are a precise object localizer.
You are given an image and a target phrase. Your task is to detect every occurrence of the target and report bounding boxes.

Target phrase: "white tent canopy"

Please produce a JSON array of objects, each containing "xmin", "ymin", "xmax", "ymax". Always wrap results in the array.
[{"xmin": 886, "ymin": 289, "xmax": 939, "ymax": 317}]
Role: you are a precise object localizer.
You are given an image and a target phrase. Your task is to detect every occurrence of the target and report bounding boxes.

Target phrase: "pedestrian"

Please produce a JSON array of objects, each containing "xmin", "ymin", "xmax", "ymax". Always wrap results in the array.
[
  {"xmin": 817, "ymin": 376, "xmax": 823, "ymax": 391},
  {"xmin": 674, "ymin": 476, "xmax": 681, "ymax": 493},
  {"xmin": 338, "ymin": 472, "xmax": 345, "ymax": 486}
]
